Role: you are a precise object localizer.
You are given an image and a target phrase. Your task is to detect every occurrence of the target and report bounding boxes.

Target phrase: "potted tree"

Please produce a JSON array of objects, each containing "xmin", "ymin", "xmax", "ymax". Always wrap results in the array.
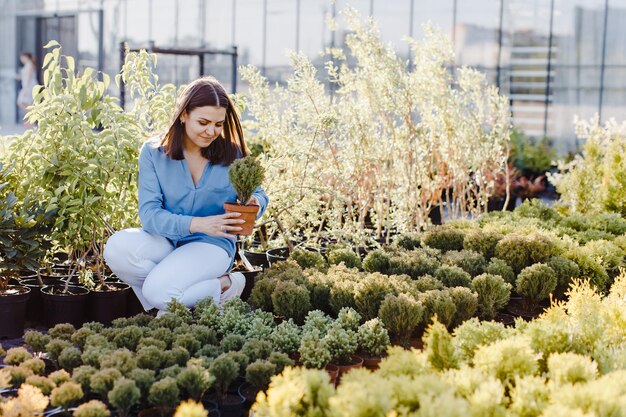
[{"xmin": 225, "ymin": 155, "xmax": 266, "ymax": 236}]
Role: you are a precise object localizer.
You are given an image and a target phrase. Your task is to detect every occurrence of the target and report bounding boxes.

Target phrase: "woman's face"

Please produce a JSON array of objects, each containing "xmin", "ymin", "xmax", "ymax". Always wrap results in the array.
[
  {"xmin": 180, "ymin": 105, "xmax": 227, "ymax": 151},
  {"xmin": 20, "ymin": 55, "xmax": 29, "ymax": 65}
]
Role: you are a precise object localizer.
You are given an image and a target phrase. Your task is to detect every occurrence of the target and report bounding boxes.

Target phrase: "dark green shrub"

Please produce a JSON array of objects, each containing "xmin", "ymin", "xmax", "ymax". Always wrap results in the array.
[
  {"xmin": 158, "ymin": 365, "xmax": 183, "ymax": 379},
  {"xmin": 48, "ymin": 323, "xmax": 76, "ymax": 341},
  {"xmin": 245, "ymin": 360, "xmax": 276, "ymax": 391},
  {"xmin": 516, "ymin": 263, "xmax": 557, "ymax": 309},
  {"xmin": 127, "ymin": 368, "xmax": 156, "ymax": 405},
  {"xmin": 354, "ymin": 274, "xmax": 394, "ymax": 321},
  {"xmin": 378, "ymin": 293, "xmax": 424, "ymax": 348},
  {"xmin": 58, "ymin": 346, "xmax": 83, "ymax": 371},
  {"xmin": 112, "ymin": 325, "xmax": 143, "ymax": 351},
  {"xmin": 448, "ymin": 287, "xmax": 478, "ymax": 328},
  {"xmin": 84, "ymin": 334, "xmax": 112, "ymax": 349},
  {"xmin": 564, "ymin": 248, "xmax": 610, "ymax": 291},
  {"xmin": 165, "ymin": 299, "xmax": 193, "ymax": 324},
  {"xmin": 271, "ymin": 281, "xmax": 311, "ymax": 324},
  {"xmin": 394, "ymin": 233, "xmax": 422, "ymax": 251},
  {"xmin": 413, "ymin": 275, "xmax": 444, "ymax": 292},
  {"xmin": 99, "ymin": 349, "xmax": 137, "ymax": 376},
  {"xmin": 547, "ymin": 256, "xmax": 580, "ymax": 291},
  {"xmin": 46, "ymin": 338, "xmax": 73, "ymax": 362},
  {"xmin": 196, "ymin": 344, "xmax": 221, "ymax": 359},
  {"xmin": 419, "ymin": 290, "xmax": 457, "ymax": 328},
  {"xmin": 188, "ymin": 325, "xmax": 217, "ymax": 346},
  {"xmin": 82, "ymin": 322, "xmax": 105, "ymax": 333},
  {"xmin": 583, "ymin": 240, "xmax": 625, "ymax": 278},
  {"xmin": 515, "ymin": 199, "xmax": 559, "ymax": 222},
  {"xmin": 242, "ymin": 339, "xmax": 273, "ymax": 362},
  {"xmin": 176, "ymin": 365, "xmax": 214, "ymax": 401},
  {"xmin": 389, "ymin": 249, "xmax": 439, "ymax": 278},
  {"xmin": 148, "ymin": 377, "xmax": 180, "ymax": 408},
  {"xmin": 137, "ymin": 337, "xmax": 168, "ymax": 351},
  {"xmin": 172, "ymin": 333, "xmax": 201, "ymax": 356},
  {"xmin": 590, "ymin": 213, "xmax": 626, "ymax": 235},
  {"xmin": 435, "ymin": 265, "xmax": 472, "ymax": 288},
  {"xmin": 210, "ymin": 354, "xmax": 239, "ymax": 404},
  {"xmin": 328, "ymin": 280, "xmax": 358, "ymax": 315},
  {"xmin": 220, "ymin": 334, "xmax": 246, "ymax": 352},
  {"xmin": 225, "ymin": 351, "xmax": 249, "ymax": 376},
  {"xmin": 421, "ymin": 227, "xmax": 465, "ymax": 252},
  {"xmin": 148, "ymin": 328, "xmax": 175, "ymax": 349},
  {"xmin": 24, "ymin": 330, "xmax": 51, "ymax": 353},
  {"xmin": 108, "ymin": 378, "xmax": 140, "ymax": 417},
  {"xmin": 494, "ymin": 233, "xmax": 559, "ymax": 274},
  {"xmin": 249, "ymin": 278, "xmax": 279, "ymax": 312},
  {"xmin": 442, "ymin": 250, "xmax": 486, "ymax": 277},
  {"xmin": 111, "ymin": 317, "xmax": 133, "ymax": 329},
  {"xmin": 363, "ymin": 250, "xmax": 391, "ymax": 274},
  {"xmin": 485, "ymin": 258, "xmax": 516, "ymax": 286},
  {"xmin": 162, "ymin": 346, "xmax": 190, "ymax": 368},
  {"xmin": 229, "ymin": 155, "xmax": 265, "ymax": 206},
  {"xmin": 327, "ymin": 248, "xmax": 362, "ymax": 269},
  {"xmin": 72, "ymin": 365, "xmax": 97, "ymax": 394},
  {"xmin": 50, "ymin": 381, "xmax": 84, "ymax": 410},
  {"xmin": 290, "ymin": 249, "xmax": 326, "ymax": 270},
  {"xmin": 150, "ymin": 313, "xmax": 185, "ymax": 331},
  {"xmin": 126, "ymin": 313, "xmax": 154, "ymax": 328},
  {"xmin": 136, "ymin": 346, "xmax": 164, "ymax": 370},
  {"xmin": 90, "ymin": 368, "xmax": 122, "ymax": 398},
  {"xmin": 268, "ymin": 352, "xmax": 293, "ymax": 374},
  {"xmin": 463, "ymin": 229, "xmax": 503, "ymax": 260},
  {"xmin": 271, "ymin": 319, "xmax": 301, "ymax": 355},
  {"xmin": 357, "ymin": 318, "xmax": 390, "ymax": 357},
  {"xmin": 471, "ymin": 273, "xmax": 511, "ymax": 320},
  {"xmin": 71, "ymin": 328, "xmax": 95, "ymax": 350}
]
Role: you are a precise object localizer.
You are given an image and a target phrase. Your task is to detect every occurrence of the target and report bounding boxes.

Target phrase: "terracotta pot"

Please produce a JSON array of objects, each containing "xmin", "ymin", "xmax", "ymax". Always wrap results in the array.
[
  {"xmin": 361, "ymin": 355, "xmax": 382, "ymax": 371},
  {"xmin": 224, "ymin": 202, "xmax": 259, "ymax": 236},
  {"xmin": 0, "ymin": 286, "xmax": 30, "ymax": 339},
  {"xmin": 333, "ymin": 355, "xmax": 364, "ymax": 379},
  {"xmin": 325, "ymin": 363, "xmax": 339, "ymax": 386}
]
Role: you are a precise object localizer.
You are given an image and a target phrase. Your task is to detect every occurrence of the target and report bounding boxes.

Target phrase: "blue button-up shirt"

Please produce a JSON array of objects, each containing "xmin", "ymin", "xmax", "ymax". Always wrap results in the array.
[{"xmin": 138, "ymin": 138, "xmax": 269, "ymax": 259}]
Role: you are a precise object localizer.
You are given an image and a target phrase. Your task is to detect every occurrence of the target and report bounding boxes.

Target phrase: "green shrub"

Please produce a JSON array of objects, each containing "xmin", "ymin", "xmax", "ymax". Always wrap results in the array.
[
  {"xmin": 442, "ymin": 250, "xmax": 486, "ymax": 277},
  {"xmin": 363, "ymin": 250, "xmax": 391, "ymax": 274},
  {"xmin": 299, "ymin": 330, "xmax": 331, "ymax": 369},
  {"xmin": 394, "ymin": 233, "xmax": 423, "ymax": 251},
  {"xmin": 25, "ymin": 375, "xmax": 55, "ymax": 395},
  {"xmin": 113, "ymin": 325, "xmax": 144, "ymax": 351},
  {"xmin": 435, "ymin": 265, "xmax": 472, "ymax": 288},
  {"xmin": 302, "ymin": 310, "xmax": 332, "ymax": 335},
  {"xmin": 172, "ymin": 333, "xmax": 201, "ymax": 356},
  {"xmin": 150, "ymin": 313, "xmax": 185, "ymax": 331},
  {"xmin": 515, "ymin": 198, "xmax": 560, "ymax": 222},
  {"xmin": 290, "ymin": 249, "xmax": 326, "ymax": 270},
  {"xmin": 107, "ymin": 378, "xmax": 140, "ymax": 417},
  {"xmin": 82, "ymin": 346, "xmax": 111, "ymax": 368},
  {"xmin": 327, "ymin": 248, "xmax": 362, "ymax": 269},
  {"xmin": 58, "ymin": 346, "xmax": 83, "ymax": 371},
  {"xmin": 328, "ymin": 279, "xmax": 358, "ymax": 315},
  {"xmin": 163, "ymin": 347, "xmax": 190, "ymax": 368},
  {"xmin": 3, "ymin": 347, "xmax": 32, "ymax": 365},
  {"xmin": 46, "ymin": 338, "xmax": 73, "ymax": 363},
  {"xmin": 245, "ymin": 360, "xmax": 277, "ymax": 391},
  {"xmin": 20, "ymin": 358, "xmax": 45, "ymax": 376},
  {"xmin": 48, "ymin": 323, "xmax": 77, "ymax": 341},
  {"xmin": 49, "ymin": 369, "xmax": 72, "ymax": 385},
  {"xmin": 176, "ymin": 365, "xmax": 214, "ymax": 400},
  {"xmin": 448, "ymin": 287, "xmax": 478, "ymax": 328},
  {"xmin": 336, "ymin": 307, "xmax": 362, "ymax": 331},
  {"xmin": 473, "ymin": 337, "xmax": 539, "ymax": 385},
  {"xmin": 90, "ymin": 368, "xmax": 122, "ymax": 397},
  {"xmin": 271, "ymin": 319, "xmax": 301, "ymax": 355},
  {"xmin": 127, "ymin": 368, "xmax": 156, "ymax": 403},
  {"xmin": 354, "ymin": 274, "xmax": 394, "ymax": 321},
  {"xmin": 84, "ymin": 334, "xmax": 112, "ymax": 349},
  {"xmin": 357, "ymin": 318, "xmax": 390, "ymax": 357},
  {"xmin": 421, "ymin": 227, "xmax": 465, "ymax": 252},
  {"xmin": 495, "ymin": 233, "xmax": 559, "ymax": 274},
  {"xmin": 271, "ymin": 281, "xmax": 311, "ymax": 324},
  {"xmin": 6, "ymin": 365, "xmax": 33, "ymax": 387},
  {"xmin": 209, "ymin": 354, "xmax": 239, "ymax": 404},
  {"xmin": 148, "ymin": 377, "xmax": 180, "ymax": 408},
  {"xmin": 452, "ymin": 318, "xmax": 512, "ymax": 362},
  {"xmin": 419, "ymin": 290, "xmax": 457, "ymax": 329},
  {"xmin": 547, "ymin": 352, "xmax": 598, "ymax": 385},
  {"xmin": 72, "ymin": 365, "xmax": 97, "ymax": 394},
  {"xmin": 242, "ymin": 339, "xmax": 273, "ymax": 362},
  {"xmin": 463, "ymin": 229, "xmax": 503, "ymax": 260},
  {"xmin": 225, "ymin": 351, "xmax": 249, "ymax": 377},
  {"xmin": 564, "ymin": 248, "xmax": 609, "ymax": 291},
  {"xmin": 50, "ymin": 382, "xmax": 84, "ymax": 410},
  {"xmin": 72, "ymin": 400, "xmax": 111, "ymax": 417},
  {"xmin": 165, "ymin": 299, "xmax": 193, "ymax": 324},
  {"xmin": 220, "ymin": 334, "xmax": 246, "ymax": 353},
  {"xmin": 23, "ymin": 330, "xmax": 51, "ymax": 353},
  {"xmin": 583, "ymin": 239, "xmax": 625, "ymax": 278},
  {"xmin": 99, "ymin": 349, "xmax": 137, "ymax": 376},
  {"xmin": 71, "ymin": 328, "xmax": 95, "ymax": 350},
  {"xmin": 136, "ymin": 346, "xmax": 164, "ymax": 370},
  {"xmin": 423, "ymin": 319, "xmax": 458, "ymax": 371},
  {"xmin": 378, "ymin": 293, "xmax": 424, "ymax": 348},
  {"xmin": 484, "ymin": 258, "xmax": 516, "ymax": 286},
  {"xmin": 471, "ymin": 273, "xmax": 511, "ymax": 320},
  {"xmin": 268, "ymin": 352, "xmax": 293, "ymax": 374},
  {"xmin": 158, "ymin": 365, "xmax": 183, "ymax": 379},
  {"xmin": 249, "ymin": 278, "xmax": 279, "ymax": 312},
  {"xmin": 389, "ymin": 249, "xmax": 440, "ymax": 278},
  {"xmin": 413, "ymin": 275, "xmax": 444, "ymax": 292},
  {"xmin": 324, "ymin": 324, "xmax": 358, "ymax": 364},
  {"xmin": 229, "ymin": 155, "xmax": 265, "ymax": 205},
  {"xmin": 516, "ymin": 263, "xmax": 557, "ymax": 309}
]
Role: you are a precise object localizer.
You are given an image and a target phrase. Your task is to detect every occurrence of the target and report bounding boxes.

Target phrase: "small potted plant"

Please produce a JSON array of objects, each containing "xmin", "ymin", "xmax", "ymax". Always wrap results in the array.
[
  {"xmin": 208, "ymin": 354, "xmax": 245, "ymax": 417},
  {"xmin": 141, "ymin": 377, "xmax": 180, "ymax": 417},
  {"xmin": 298, "ymin": 329, "xmax": 337, "ymax": 385},
  {"xmin": 324, "ymin": 323, "xmax": 362, "ymax": 378},
  {"xmin": 224, "ymin": 156, "xmax": 266, "ymax": 236},
  {"xmin": 378, "ymin": 293, "xmax": 424, "ymax": 348},
  {"xmin": 239, "ymin": 359, "xmax": 276, "ymax": 407},
  {"xmin": 511, "ymin": 263, "xmax": 557, "ymax": 318},
  {"xmin": 72, "ymin": 400, "xmax": 111, "ymax": 417},
  {"xmin": 356, "ymin": 318, "xmax": 390, "ymax": 370},
  {"xmin": 108, "ymin": 378, "xmax": 141, "ymax": 417},
  {"xmin": 175, "ymin": 365, "xmax": 214, "ymax": 401},
  {"xmin": 471, "ymin": 273, "xmax": 512, "ymax": 323}
]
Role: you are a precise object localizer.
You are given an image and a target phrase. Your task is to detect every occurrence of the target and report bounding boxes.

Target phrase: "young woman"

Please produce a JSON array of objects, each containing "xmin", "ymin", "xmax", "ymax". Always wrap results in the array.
[
  {"xmin": 104, "ymin": 76, "xmax": 268, "ymax": 315},
  {"xmin": 17, "ymin": 52, "xmax": 37, "ymax": 111}
]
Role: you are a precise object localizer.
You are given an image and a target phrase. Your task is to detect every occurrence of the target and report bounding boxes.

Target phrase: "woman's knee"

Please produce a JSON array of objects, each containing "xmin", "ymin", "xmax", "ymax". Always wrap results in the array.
[
  {"xmin": 142, "ymin": 274, "xmax": 180, "ymax": 311},
  {"xmin": 103, "ymin": 229, "xmax": 137, "ymax": 271}
]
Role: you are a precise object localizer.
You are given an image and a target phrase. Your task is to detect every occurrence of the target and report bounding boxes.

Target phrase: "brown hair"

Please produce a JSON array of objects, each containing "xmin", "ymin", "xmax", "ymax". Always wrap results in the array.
[
  {"xmin": 20, "ymin": 52, "xmax": 36, "ymax": 66},
  {"xmin": 160, "ymin": 76, "xmax": 249, "ymax": 165}
]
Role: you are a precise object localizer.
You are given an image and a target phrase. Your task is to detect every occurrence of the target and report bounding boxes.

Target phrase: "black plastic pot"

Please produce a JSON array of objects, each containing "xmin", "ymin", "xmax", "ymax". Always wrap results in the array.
[
  {"xmin": 243, "ymin": 249, "xmax": 270, "ymax": 268},
  {"xmin": 0, "ymin": 286, "xmax": 30, "ymax": 339},
  {"xmin": 18, "ymin": 277, "xmax": 65, "ymax": 323},
  {"xmin": 41, "ymin": 284, "xmax": 90, "ymax": 328},
  {"xmin": 88, "ymin": 282, "xmax": 131, "ymax": 325},
  {"xmin": 213, "ymin": 393, "xmax": 245, "ymax": 417},
  {"xmin": 266, "ymin": 247, "xmax": 289, "ymax": 266},
  {"xmin": 237, "ymin": 382, "xmax": 259, "ymax": 409},
  {"xmin": 239, "ymin": 268, "xmax": 263, "ymax": 302},
  {"xmin": 126, "ymin": 289, "xmax": 146, "ymax": 317},
  {"xmin": 201, "ymin": 400, "xmax": 221, "ymax": 417}
]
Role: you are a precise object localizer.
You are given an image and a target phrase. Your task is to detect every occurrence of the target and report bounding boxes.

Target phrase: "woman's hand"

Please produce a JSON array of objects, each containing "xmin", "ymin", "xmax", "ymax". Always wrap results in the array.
[
  {"xmin": 246, "ymin": 196, "xmax": 259, "ymax": 206},
  {"xmin": 189, "ymin": 212, "xmax": 245, "ymax": 238}
]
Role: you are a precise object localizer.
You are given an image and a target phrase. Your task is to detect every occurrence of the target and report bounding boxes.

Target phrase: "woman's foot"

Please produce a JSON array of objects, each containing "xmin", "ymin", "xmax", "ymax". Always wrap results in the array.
[{"xmin": 219, "ymin": 272, "xmax": 246, "ymax": 308}]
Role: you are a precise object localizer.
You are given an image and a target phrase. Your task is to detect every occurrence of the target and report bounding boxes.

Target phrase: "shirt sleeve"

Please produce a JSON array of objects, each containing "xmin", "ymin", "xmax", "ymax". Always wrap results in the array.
[
  {"xmin": 251, "ymin": 187, "xmax": 269, "ymax": 220},
  {"xmin": 138, "ymin": 144, "xmax": 193, "ymax": 240}
]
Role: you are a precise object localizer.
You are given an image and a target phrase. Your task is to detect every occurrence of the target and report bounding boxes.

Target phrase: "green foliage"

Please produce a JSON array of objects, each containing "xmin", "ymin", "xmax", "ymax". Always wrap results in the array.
[
  {"xmin": 327, "ymin": 248, "xmax": 362, "ymax": 269},
  {"xmin": 176, "ymin": 366, "xmax": 214, "ymax": 400},
  {"xmin": 394, "ymin": 233, "xmax": 423, "ymax": 251},
  {"xmin": 463, "ymin": 229, "xmax": 503, "ymax": 260},
  {"xmin": 547, "ymin": 352, "xmax": 598, "ymax": 385},
  {"xmin": 268, "ymin": 352, "xmax": 294, "ymax": 374},
  {"xmin": 172, "ymin": 333, "xmax": 201, "ymax": 356},
  {"xmin": 448, "ymin": 286, "xmax": 478, "ymax": 328},
  {"xmin": 379, "ymin": 293, "xmax": 424, "ymax": 348},
  {"xmin": 72, "ymin": 400, "xmax": 111, "ymax": 417},
  {"xmin": 209, "ymin": 354, "xmax": 239, "ymax": 403},
  {"xmin": 71, "ymin": 365, "xmax": 97, "ymax": 394},
  {"xmin": 336, "ymin": 307, "xmax": 362, "ymax": 331},
  {"xmin": 148, "ymin": 377, "xmax": 180, "ymax": 408},
  {"xmin": 325, "ymin": 323, "xmax": 358, "ymax": 364},
  {"xmin": 46, "ymin": 338, "xmax": 73, "ymax": 363},
  {"xmin": 25, "ymin": 375, "xmax": 55, "ymax": 396},
  {"xmin": 229, "ymin": 155, "xmax": 266, "ymax": 205},
  {"xmin": 299, "ymin": 330, "xmax": 331, "ymax": 369},
  {"xmin": 245, "ymin": 360, "xmax": 277, "ymax": 390},
  {"xmin": 127, "ymin": 368, "xmax": 156, "ymax": 402},
  {"xmin": 166, "ymin": 299, "xmax": 193, "ymax": 323},
  {"xmin": 357, "ymin": 318, "xmax": 390, "ymax": 357},
  {"xmin": 58, "ymin": 346, "xmax": 83, "ymax": 371},
  {"xmin": 248, "ymin": 278, "xmax": 279, "ymax": 312},
  {"xmin": 220, "ymin": 334, "xmax": 246, "ymax": 353},
  {"xmin": 421, "ymin": 227, "xmax": 465, "ymax": 252},
  {"xmin": 452, "ymin": 318, "xmax": 513, "ymax": 362},
  {"xmin": 99, "ymin": 349, "xmax": 137, "ymax": 376},
  {"xmin": 472, "ymin": 273, "xmax": 511, "ymax": 320},
  {"xmin": 354, "ymin": 273, "xmax": 394, "ymax": 321},
  {"xmin": 271, "ymin": 280, "xmax": 311, "ymax": 324},
  {"xmin": 49, "ymin": 323, "xmax": 77, "ymax": 340},
  {"xmin": 389, "ymin": 249, "xmax": 440, "ymax": 278},
  {"xmin": 112, "ymin": 325, "xmax": 144, "ymax": 351},
  {"xmin": 419, "ymin": 289, "xmax": 457, "ymax": 328},
  {"xmin": 563, "ymin": 248, "xmax": 610, "ymax": 291},
  {"xmin": 136, "ymin": 345, "xmax": 164, "ymax": 370},
  {"xmin": 49, "ymin": 369, "xmax": 72, "ymax": 385},
  {"xmin": 90, "ymin": 368, "xmax": 122, "ymax": 397},
  {"xmin": 495, "ymin": 233, "xmax": 559, "ymax": 274},
  {"xmin": 163, "ymin": 347, "xmax": 190, "ymax": 368},
  {"xmin": 271, "ymin": 319, "xmax": 301, "ymax": 354},
  {"xmin": 242, "ymin": 338, "xmax": 273, "ymax": 362},
  {"xmin": 71, "ymin": 328, "xmax": 95, "ymax": 350},
  {"xmin": 3, "ymin": 347, "xmax": 32, "ymax": 365},
  {"xmin": 473, "ymin": 337, "xmax": 539, "ymax": 386},
  {"xmin": 484, "ymin": 258, "xmax": 516, "ymax": 286},
  {"xmin": 289, "ymin": 249, "xmax": 326, "ymax": 270},
  {"xmin": 107, "ymin": 378, "xmax": 140, "ymax": 417},
  {"xmin": 510, "ymin": 132, "xmax": 556, "ymax": 175},
  {"xmin": 442, "ymin": 250, "xmax": 486, "ymax": 277},
  {"xmin": 516, "ymin": 263, "xmax": 557, "ymax": 308},
  {"xmin": 423, "ymin": 319, "xmax": 458, "ymax": 370},
  {"xmin": 413, "ymin": 275, "xmax": 444, "ymax": 292},
  {"xmin": 362, "ymin": 250, "xmax": 391, "ymax": 274},
  {"xmin": 435, "ymin": 265, "xmax": 472, "ymax": 288},
  {"xmin": 19, "ymin": 358, "xmax": 45, "ymax": 376},
  {"xmin": 50, "ymin": 382, "xmax": 84, "ymax": 409}
]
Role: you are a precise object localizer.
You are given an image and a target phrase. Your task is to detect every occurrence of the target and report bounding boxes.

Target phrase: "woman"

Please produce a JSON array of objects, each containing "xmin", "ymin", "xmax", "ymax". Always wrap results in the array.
[
  {"xmin": 104, "ymin": 76, "xmax": 268, "ymax": 315},
  {"xmin": 17, "ymin": 52, "xmax": 37, "ymax": 111}
]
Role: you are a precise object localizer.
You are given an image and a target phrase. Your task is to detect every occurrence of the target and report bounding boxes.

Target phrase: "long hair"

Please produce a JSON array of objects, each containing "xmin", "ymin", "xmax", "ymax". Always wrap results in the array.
[
  {"xmin": 160, "ymin": 76, "xmax": 249, "ymax": 165},
  {"xmin": 20, "ymin": 52, "xmax": 36, "ymax": 66}
]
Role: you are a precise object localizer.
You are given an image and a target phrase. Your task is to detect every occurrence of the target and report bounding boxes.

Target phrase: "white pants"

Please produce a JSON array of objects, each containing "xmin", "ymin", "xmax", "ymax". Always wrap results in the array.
[{"xmin": 103, "ymin": 228, "xmax": 231, "ymax": 311}]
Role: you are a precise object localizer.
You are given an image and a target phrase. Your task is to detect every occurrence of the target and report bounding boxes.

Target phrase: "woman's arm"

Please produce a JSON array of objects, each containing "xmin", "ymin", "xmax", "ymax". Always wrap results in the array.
[
  {"xmin": 250, "ymin": 187, "xmax": 269, "ymax": 220},
  {"xmin": 138, "ymin": 144, "xmax": 194, "ymax": 240}
]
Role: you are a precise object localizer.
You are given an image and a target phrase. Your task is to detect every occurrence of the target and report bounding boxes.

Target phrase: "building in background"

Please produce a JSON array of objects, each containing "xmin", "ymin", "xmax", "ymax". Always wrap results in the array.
[{"xmin": 1, "ymin": 0, "xmax": 625, "ymax": 152}]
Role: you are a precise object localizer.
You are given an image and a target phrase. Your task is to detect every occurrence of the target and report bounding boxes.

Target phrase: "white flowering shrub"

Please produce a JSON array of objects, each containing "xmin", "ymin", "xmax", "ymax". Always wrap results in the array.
[{"xmin": 241, "ymin": 8, "xmax": 511, "ymax": 248}]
